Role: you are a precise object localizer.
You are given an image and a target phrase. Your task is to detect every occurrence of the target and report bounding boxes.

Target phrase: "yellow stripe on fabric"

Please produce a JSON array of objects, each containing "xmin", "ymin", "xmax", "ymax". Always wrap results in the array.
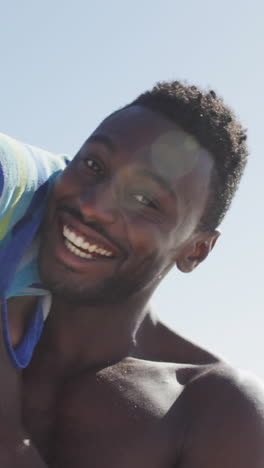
[
  {"xmin": 10, "ymin": 139, "xmax": 27, "ymax": 206},
  {"xmin": 0, "ymin": 185, "xmax": 21, "ymax": 240},
  {"xmin": 0, "ymin": 140, "xmax": 28, "ymax": 240}
]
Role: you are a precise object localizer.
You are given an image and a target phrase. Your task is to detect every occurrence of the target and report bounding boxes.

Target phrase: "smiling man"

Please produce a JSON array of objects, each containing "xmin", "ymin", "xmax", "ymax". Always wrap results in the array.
[{"xmin": 0, "ymin": 81, "xmax": 264, "ymax": 467}]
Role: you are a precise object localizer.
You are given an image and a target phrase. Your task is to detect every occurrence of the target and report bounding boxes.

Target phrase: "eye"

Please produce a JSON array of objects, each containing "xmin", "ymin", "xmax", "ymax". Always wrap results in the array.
[
  {"xmin": 132, "ymin": 193, "xmax": 157, "ymax": 209},
  {"xmin": 85, "ymin": 157, "xmax": 103, "ymax": 174}
]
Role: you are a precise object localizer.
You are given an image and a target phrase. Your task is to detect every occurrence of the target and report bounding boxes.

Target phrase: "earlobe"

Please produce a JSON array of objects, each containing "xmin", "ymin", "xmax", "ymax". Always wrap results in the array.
[
  {"xmin": 176, "ymin": 256, "xmax": 199, "ymax": 273},
  {"xmin": 175, "ymin": 230, "xmax": 220, "ymax": 273}
]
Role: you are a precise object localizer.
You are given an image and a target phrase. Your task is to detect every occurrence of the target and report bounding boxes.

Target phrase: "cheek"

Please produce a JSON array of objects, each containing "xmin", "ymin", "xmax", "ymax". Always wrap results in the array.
[
  {"xmin": 52, "ymin": 167, "xmax": 81, "ymax": 201},
  {"xmin": 123, "ymin": 215, "xmax": 173, "ymax": 257}
]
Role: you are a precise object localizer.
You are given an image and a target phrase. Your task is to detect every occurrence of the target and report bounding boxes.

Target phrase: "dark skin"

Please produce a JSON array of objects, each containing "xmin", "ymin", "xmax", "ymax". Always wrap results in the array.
[{"xmin": 0, "ymin": 106, "xmax": 264, "ymax": 467}]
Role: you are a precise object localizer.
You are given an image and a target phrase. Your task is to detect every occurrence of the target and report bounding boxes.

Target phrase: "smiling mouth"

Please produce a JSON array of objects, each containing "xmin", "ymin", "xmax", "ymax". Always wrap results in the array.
[{"xmin": 63, "ymin": 225, "xmax": 114, "ymax": 260}]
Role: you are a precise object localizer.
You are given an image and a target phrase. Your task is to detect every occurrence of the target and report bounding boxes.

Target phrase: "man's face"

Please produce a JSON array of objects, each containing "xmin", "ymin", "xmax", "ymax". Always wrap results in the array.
[{"xmin": 39, "ymin": 106, "xmax": 214, "ymax": 305}]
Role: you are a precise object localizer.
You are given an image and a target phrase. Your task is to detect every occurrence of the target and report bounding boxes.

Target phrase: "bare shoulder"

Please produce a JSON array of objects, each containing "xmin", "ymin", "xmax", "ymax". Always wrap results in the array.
[{"xmin": 179, "ymin": 362, "xmax": 264, "ymax": 468}]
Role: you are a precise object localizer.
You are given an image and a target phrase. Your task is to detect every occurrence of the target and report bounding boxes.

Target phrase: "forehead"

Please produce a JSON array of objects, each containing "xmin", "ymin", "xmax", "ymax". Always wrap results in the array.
[{"xmin": 89, "ymin": 105, "xmax": 214, "ymax": 188}]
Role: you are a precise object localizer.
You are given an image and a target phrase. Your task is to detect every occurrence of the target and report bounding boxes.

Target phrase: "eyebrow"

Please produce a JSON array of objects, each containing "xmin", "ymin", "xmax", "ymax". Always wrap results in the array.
[
  {"xmin": 138, "ymin": 168, "xmax": 177, "ymax": 202},
  {"xmin": 86, "ymin": 134, "xmax": 116, "ymax": 154}
]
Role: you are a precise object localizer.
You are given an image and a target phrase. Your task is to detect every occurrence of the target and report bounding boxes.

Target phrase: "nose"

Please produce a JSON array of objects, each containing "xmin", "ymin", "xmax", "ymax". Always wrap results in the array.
[{"xmin": 79, "ymin": 182, "xmax": 118, "ymax": 225}]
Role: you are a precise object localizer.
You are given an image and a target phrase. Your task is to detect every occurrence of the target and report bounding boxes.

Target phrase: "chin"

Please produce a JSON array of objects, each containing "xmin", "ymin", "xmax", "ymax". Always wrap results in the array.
[
  {"xmin": 39, "ymin": 263, "xmax": 146, "ymax": 307},
  {"xmin": 38, "ymin": 242, "xmax": 159, "ymax": 307}
]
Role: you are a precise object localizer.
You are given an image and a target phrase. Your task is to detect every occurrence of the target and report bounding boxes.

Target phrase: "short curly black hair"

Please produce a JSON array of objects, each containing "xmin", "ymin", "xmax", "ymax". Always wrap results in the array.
[{"xmin": 125, "ymin": 81, "xmax": 248, "ymax": 232}]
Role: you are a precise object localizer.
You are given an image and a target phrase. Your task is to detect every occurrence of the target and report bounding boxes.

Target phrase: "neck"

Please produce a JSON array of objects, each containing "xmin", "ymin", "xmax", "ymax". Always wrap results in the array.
[{"xmin": 42, "ymin": 291, "xmax": 152, "ymax": 372}]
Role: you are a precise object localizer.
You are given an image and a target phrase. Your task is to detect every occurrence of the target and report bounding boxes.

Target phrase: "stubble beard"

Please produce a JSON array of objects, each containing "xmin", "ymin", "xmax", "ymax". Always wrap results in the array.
[
  {"xmin": 38, "ymin": 248, "xmax": 154, "ymax": 307},
  {"xmin": 38, "ymin": 225, "xmax": 164, "ymax": 308}
]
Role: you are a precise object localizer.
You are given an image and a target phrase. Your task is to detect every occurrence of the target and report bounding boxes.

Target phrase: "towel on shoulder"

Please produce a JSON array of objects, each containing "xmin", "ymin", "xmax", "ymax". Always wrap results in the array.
[{"xmin": 0, "ymin": 133, "xmax": 70, "ymax": 367}]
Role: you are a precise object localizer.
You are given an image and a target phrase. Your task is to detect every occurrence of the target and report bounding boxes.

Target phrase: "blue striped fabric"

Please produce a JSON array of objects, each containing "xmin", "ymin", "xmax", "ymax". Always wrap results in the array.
[{"xmin": 0, "ymin": 133, "xmax": 70, "ymax": 367}]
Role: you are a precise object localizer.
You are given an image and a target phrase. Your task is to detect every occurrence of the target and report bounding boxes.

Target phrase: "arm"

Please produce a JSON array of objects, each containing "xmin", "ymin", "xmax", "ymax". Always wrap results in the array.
[
  {"xmin": 0, "ymin": 303, "xmax": 47, "ymax": 467},
  {"xmin": 178, "ymin": 366, "xmax": 264, "ymax": 468},
  {"xmin": 0, "ymin": 427, "xmax": 47, "ymax": 468},
  {"xmin": 0, "ymin": 133, "xmax": 68, "ymax": 466}
]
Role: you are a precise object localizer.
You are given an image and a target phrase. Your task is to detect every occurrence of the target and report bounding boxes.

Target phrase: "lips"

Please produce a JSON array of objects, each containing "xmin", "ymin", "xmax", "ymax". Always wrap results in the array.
[
  {"xmin": 56, "ymin": 209, "xmax": 125, "ymax": 262},
  {"xmin": 63, "ymin": 225, "xmax": 113, "ymax": 259}
]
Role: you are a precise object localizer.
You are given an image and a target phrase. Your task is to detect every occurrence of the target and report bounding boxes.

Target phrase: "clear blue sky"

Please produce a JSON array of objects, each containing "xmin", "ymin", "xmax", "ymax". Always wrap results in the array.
[{"xmin": 1, "ymin": 0, "xmax": 263, "ymax": 377}]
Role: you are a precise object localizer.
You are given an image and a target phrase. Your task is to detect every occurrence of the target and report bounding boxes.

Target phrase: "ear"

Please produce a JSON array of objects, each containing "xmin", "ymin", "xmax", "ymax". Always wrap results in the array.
[{"xmin": 176, "ymin": 230, "xmax": 220, "ymax": 273}]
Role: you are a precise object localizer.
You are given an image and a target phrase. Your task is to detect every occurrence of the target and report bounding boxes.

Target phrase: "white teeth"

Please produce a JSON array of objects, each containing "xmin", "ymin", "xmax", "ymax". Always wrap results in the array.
[
  {"xmin": 64, "ymin": 239, "xmax": 92, "ymax": 259},
  {"xmin": 62, "ymin": 225, "xmax": 113, "ymax": 257},
  {"xmin": 68, "ymin": 232, "xmax": 76, "ymax": 243},
  {"xmin": 75, "ymin": 236, "xmax": 83, "ymax": 247}
]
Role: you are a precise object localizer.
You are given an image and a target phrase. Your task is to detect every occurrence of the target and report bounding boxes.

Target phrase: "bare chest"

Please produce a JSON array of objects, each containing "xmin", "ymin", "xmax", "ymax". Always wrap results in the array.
[{"xmin": 22, "ymin": 359, "xmax": 186, "ymax": 467}]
